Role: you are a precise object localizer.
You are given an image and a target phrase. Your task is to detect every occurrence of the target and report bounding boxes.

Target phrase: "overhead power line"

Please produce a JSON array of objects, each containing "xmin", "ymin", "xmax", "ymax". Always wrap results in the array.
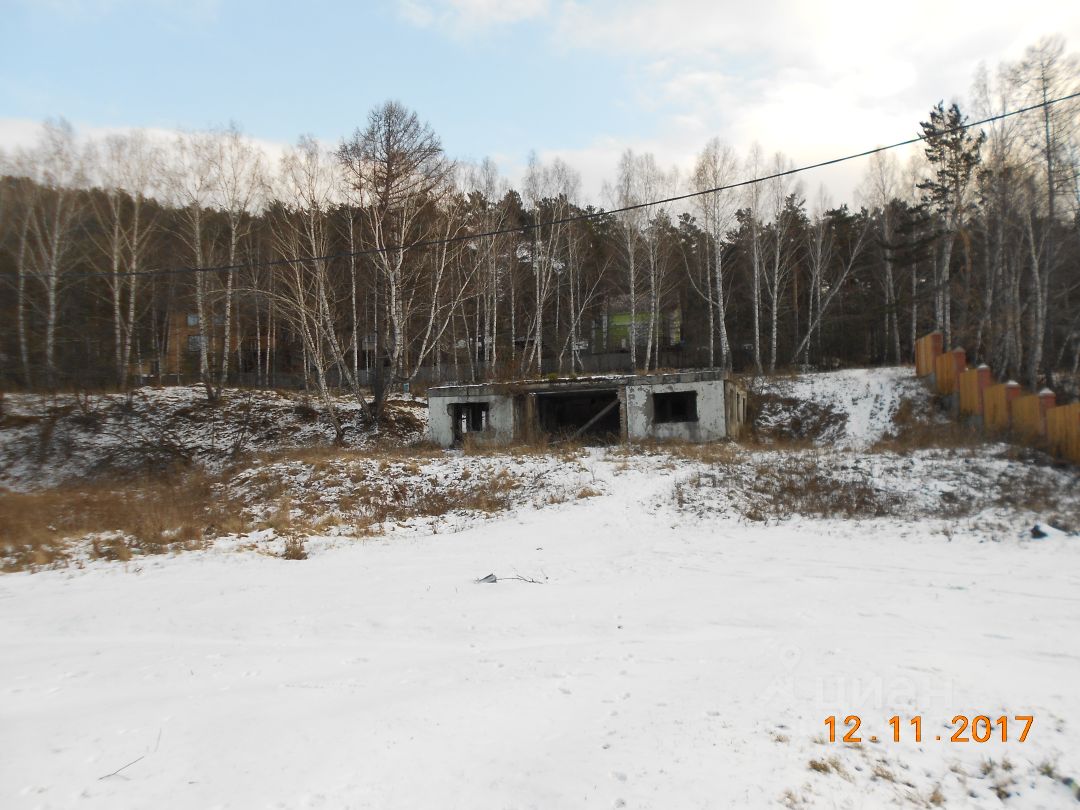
[{"xmin": 30, "ymin": 90, "xmax": 1080, "ymax": 281}]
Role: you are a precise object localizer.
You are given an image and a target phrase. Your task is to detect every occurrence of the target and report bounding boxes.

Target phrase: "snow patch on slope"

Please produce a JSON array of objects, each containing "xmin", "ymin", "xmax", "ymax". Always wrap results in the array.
[
  {"xmin": 0, "ymin": 387, "xmax": 428, "ymax": 492},
  {"xmin": 756, "ymin": 366, "xmax": 928, "ymax": 448}
]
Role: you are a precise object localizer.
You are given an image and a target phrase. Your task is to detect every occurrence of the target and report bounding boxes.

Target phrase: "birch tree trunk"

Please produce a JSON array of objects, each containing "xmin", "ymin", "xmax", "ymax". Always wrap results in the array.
[
  {"xmin": 214, "ymin": 124, "xmax": 265, "ymax": 397},
  {"xmin": 15, "ymin": 208, "xmax": 32, "ymax": 386},
  {"xmin": 18, "ymin": 122, "xmax": 85, "ymax": 388},
  {"xmin": 169, "ymin": 130, "xmax": 220, "ymax": 399}
]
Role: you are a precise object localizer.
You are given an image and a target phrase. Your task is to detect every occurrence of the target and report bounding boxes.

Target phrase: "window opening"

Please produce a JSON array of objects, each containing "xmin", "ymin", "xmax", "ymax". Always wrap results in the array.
[{"xmin": 653, "ymin": 390, "xmax": 698, "ymax": 423}]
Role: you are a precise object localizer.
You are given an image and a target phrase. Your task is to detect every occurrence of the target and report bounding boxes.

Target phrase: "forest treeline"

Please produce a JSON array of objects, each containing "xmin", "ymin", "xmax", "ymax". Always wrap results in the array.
[{"xmin": 1, "ymin": 37, "xmax": 1077, "ymax": 428}]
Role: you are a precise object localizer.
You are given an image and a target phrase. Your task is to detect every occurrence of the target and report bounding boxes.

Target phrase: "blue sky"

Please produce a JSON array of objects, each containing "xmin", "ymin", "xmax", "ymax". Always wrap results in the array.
[
  {"xmin": 0, "ymin": 1, "xmax": 638, "ymax": 168},
  {"xmin": 2, "ymin": 0, "xmax": 1079, "ymax": 202}
]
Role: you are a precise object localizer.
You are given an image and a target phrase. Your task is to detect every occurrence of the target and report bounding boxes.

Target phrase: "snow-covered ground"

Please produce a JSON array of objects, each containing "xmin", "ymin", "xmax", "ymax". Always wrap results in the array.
[{"xmin": 3, "ymin": 368, "xmax": 1080, "ymax": 808}]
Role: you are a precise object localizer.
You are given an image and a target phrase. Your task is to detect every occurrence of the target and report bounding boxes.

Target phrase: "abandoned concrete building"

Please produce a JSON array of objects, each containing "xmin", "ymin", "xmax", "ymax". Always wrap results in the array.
[{"xmin": 427, "ymin": 370, "xmax": 748, "ymax": 447}]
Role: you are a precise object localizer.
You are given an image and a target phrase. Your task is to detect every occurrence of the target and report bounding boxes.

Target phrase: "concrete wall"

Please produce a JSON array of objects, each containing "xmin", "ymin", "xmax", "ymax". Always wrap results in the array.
[
  {"xmin": 428, "ymin": 373, "xmax": 740, "ymax": 447},
  {"xmin": 724, "ymin": 381, "xmax": 749, "ymax": 439},
  {"xmin": 428, "ymin": 391, "xmax": 516, "ymax": 447},
  {"xmin": 624, "ymin": 379, "xmax": 727, "ymax": 442}
]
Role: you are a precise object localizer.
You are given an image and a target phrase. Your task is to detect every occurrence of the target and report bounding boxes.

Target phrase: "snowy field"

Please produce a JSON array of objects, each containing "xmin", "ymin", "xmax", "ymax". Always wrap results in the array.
[{"xmin": 3, "ymin": 368, "xmax": 1080, "ymax": 808}]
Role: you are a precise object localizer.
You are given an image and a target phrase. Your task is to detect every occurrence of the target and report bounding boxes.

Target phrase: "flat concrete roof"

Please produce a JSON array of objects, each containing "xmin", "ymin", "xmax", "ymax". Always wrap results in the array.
[{"xmin": 428, "ymin": 369, "xmax": 729, "ymax": 399}]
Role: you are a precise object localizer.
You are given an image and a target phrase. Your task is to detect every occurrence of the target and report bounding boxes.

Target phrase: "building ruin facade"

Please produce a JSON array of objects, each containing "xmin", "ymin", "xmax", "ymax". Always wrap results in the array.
[{"xmin": 427, "ymin": 370, "xmax": 747, "ymax": 447}]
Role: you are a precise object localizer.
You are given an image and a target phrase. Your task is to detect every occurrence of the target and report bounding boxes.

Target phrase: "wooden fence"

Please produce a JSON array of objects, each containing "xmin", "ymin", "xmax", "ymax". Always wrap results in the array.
[
  {"xmin": 912, "ymin": 333, "xmax": 1079, "ymax": 464},
  {"xmin": 984, "ymin": 382, "xmax": 1022, "ymax": 432},
  {"xmin": 1011, "ymin": 391, "xmax": 1056, "ymax": 442},
  {"xmin": 915, "ymin": 333, "xmax": 943, "ymax": 377},
  {"xmin": 934, "ymin": 349, "xmax": 966, "ymax": 395},
  {"xmin": 958, "ymin": 366, "xmax": 991, "ymax": 416},
  {"xmin": 1048, "ymin": 403, "xmax": 1080, "ymax": 462}
]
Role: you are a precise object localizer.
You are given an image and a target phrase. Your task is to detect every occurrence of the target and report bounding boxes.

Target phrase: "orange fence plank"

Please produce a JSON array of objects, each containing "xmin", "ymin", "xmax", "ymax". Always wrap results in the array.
[
  {"xmin": 984, "ymin": 381, "xmax": 1022, "ymax": 432},
  {"xmin": 915, "ymin": 333, "xmax": 943, "ymax": 377},
  {"xmin": 1010, "ymin": 395, "xmax": 1041, "ymax": 440},
  {"xmin": 1047, "ymin": 402, "xmax": 1080, "ymax": 463},
  {"xmin": 934, "ymin": 349, "xmax": 966, "ymax": 396},
  {"xmin": 958, "ymin": 365, "xmax": 992, "ymax": 416},
  {"xmin": 1011, "ymin": 390, "xmax": 1056, "ymax": 441}
]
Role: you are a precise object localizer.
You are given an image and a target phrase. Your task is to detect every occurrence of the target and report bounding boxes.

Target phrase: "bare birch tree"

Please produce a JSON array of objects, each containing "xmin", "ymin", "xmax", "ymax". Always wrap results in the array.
[
  {"xmin": 168, "ymin": 130, "xmax": 220, "ymax": 398},
  {"xmin": 606, "ymin": 150, "xmax": 646, "ymax": 369},
  {"xmin": 635, "ymin": 154, "xmax": 677, "ymax": 371},
  {"xmin": 467, "ymin": 157, "xmax": 512, "ymax": 373},
  {"xmin": 522, "ymin": 153, "xmax": 576, "ymax": 375},
  {"xmin": 790, "ymin": 205, "xmax": 872, "ymax": 364},
  {"xmin": 764, "ymin": 151, "xmax": 802, "ymax": 372},
  {"xmin": 270, "ymin": 136, "xmax": 350, "ymax": 440},
  {"xmin": 801, "ymin": 186, "xmax": 835, "ymax": 365},
  {"xmin": 18, "ymin": 119, "xmax": 87, "ymax": 387},
  {"xmin": 743, "ymin": 143, "xmax": 766, "ymax": 374},
  {"xmin": 90, "ymin": 130, "xmax": 161, "ymax": 387},
  {"xmin": 338, "ymin": 101, "xmax": 455, "ymax": 411},
  {"xmin": 1010, "ymin": 36, "xmax": 1080, "ymax": 385},
  {"xmin": 212, "ymin": 124, "xmax": 266, "ymax": 396},
  {"xmin": 859, "ymin": 150, "xmax": 902, "ymax": 363},
  {"xmin": 691, "ymin": 138, "xmax": 739, "ymax": 370}
]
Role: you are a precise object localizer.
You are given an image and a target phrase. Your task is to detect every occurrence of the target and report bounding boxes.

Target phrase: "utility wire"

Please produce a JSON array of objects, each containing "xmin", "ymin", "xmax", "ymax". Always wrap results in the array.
[{"xmin": 23, "ymin": 90, "xmax": 1080, "ymax": 281}]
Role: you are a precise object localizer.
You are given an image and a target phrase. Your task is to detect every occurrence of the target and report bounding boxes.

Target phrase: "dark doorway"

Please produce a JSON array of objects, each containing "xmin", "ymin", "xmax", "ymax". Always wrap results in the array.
[
  {"xmin": 653, "ymin": 390, "xmax": 698, "ymax": 423},
  {"xmin": 452, "ymin": 402, "xmax": 490, "ymax": 443},
  {"xmin": 535, "ymin": 389, "xmax": 620, "ymax": 442}
]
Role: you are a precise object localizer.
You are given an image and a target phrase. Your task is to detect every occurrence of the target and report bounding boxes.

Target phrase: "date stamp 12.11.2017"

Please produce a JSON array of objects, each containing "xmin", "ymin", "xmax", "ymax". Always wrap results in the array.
[{"xmin": 824, "ymin": 715, "xmax": 1033, "ymax": 744}]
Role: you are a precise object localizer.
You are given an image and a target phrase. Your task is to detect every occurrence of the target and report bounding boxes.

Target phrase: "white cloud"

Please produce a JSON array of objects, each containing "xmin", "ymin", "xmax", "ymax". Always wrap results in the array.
[
  {"xmin": 0, "ymin": 118, "xmax": 44, "ymax": 154},
  {"xmin": 551, "ymin": 0, "xmax": 1080, "ymax": 138},
  {"xmin": 0, "ymin": 118, "xmax": 294, "ymax": 182},
  {"xmin": 407, "ymin": 0, "xmax": 1080, "ymax": 204}
]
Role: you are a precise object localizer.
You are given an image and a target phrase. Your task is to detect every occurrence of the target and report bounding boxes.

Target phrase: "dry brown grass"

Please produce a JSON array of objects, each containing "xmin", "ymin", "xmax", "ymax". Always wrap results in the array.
[
  {"xmin": 676, "ymin": 449, "xmax": 902, "ymax": 522},
  {"xmin": 255, "ymin": 442, "xmax": 445, "ymax": 467},
  {"xmin": 459, "ymin": 432, "xmax": 503, "ymax": 456},
  {"xmin": 261, "ymin": 496, "xmax": 294, "ymax": 533},
  {"xmin": 808, "ymin": 756, "xmax": 847, "ymax": 777},
  {"xmin": 993, "ymin": 466, "xmax": 1078, "ymax": 519},
  {"xmin": 658, "ymin": 438, "xmax": 743, "ymax": 465},
  {"xmin": 460, "ymin": 433, "xmax": 591, "ymax": 462},
  {"xmin": 1, "ymin": 470, "xmax": 245, "ymax": 572},
  {"xmin": 266, "ymin": 466, "xmax": 526, "ymax": 538},
  {"xmin": 0, "ymin": 411, "xmax": 41, "ymax": 429},
  {"xmin": 751, "ymin": 391, "xmax": 847, "ymax": 445},
  {"xmin": 744, "ymin": 433, "xmax": 819, "ymax": 452},
  {"xmin": 280, "ymin": 534, "xmax": 308, "ymax": 560},
  {"xmin": 871, "ymin": 762, "xmax": 896, "ymax": 782},
  {"xmin": 750, "ymin": 454, "xmax": 898, "ymax": 519},
  {"xmin": 870, "ymin": 396, "xmax": 986, "ymax": 454}
]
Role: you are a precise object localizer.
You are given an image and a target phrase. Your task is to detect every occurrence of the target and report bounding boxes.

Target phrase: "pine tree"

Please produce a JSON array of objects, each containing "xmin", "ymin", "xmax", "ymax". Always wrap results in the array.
[{"xmin": 917, "ymin": 102, "xmax": 984, "ymax": 348}]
